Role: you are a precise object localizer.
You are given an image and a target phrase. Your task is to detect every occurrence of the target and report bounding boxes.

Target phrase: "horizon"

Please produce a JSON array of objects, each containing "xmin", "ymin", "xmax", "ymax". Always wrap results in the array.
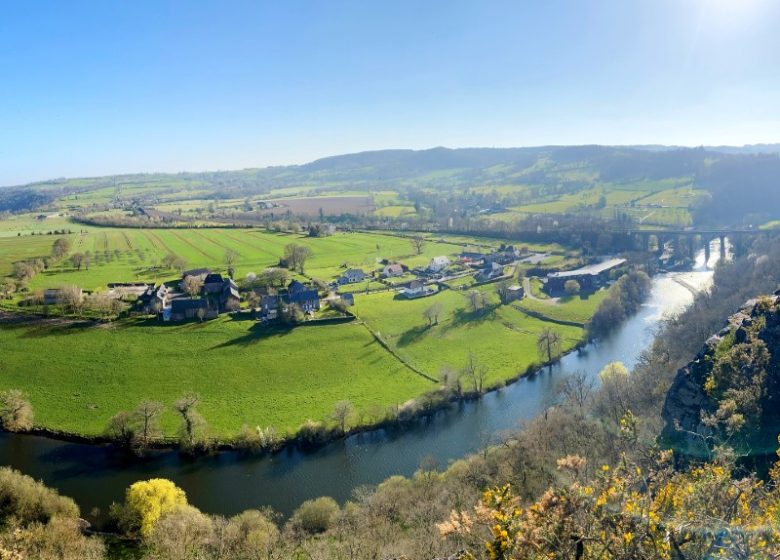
[
  {"xmin": 2, "ymin": 0, "xmax": 780, "ymax": 185},
  {"xmin": 5, "ymin": 141, "xmax": 780, "ymax": 188}
]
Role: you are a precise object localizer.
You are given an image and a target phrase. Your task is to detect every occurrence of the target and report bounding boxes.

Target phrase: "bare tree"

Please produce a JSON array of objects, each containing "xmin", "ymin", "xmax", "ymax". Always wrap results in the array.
[
  {"xmin": 183, "ymin": 275, "xmax": 203, "ymax": 299},
  {"xmin": 131, "ymin": 400, "xmax": 164, "ymax": 451},
  {"xmin": 423, "ymin": 302, "xmax": 443, "ymax": 326},
  {"xmin": 410, "ymin": 235, "xmax": 426, "ymax": 255},
  {"xmin": 461, "ymin": 352, "xmax": 488, "ymax": 393},
  {"xmin": 174, "ymin": 393, "xmax": 207, "ymax": 451},
  {"xmin": 331, "ymin": 400, "xmax": 354, "ymax": 434},
  {"xmin": 59, "ymin": 285, "xmax": 83, "ymax": 314},
  {"xmin": 283, "ymin": 244, "xmax": 313, "ymax": 274},
  {"xmin": 467, "ymin": 290, "xmax": 486, "ymax": 314},
  {"xmin": 106, "ymin": 410, "xmax": 135, "ymax": 447},
  {"xmin": 70, "ymin": 252, "xmax": 85, "ymax": 270},
  {"xmin": 536, "ymin": 327, "xmax": 562, "ymax": 371},
  {"xmin": 0, "ymin": 389, "xmax": 33, "ymax": 431},
  {"xmin": 439, "ymin": 365, "xmax": 463, "ymax": 396},
  {"xmin": 223, "ymin": 249, "xmax": 239, "ymax": 277}
]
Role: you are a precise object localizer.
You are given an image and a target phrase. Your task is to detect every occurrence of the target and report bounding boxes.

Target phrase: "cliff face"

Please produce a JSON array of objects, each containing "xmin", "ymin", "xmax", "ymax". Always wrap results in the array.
[{"xmin": 662, "ymin": 293, "xmax": 780, "ymax": 458}]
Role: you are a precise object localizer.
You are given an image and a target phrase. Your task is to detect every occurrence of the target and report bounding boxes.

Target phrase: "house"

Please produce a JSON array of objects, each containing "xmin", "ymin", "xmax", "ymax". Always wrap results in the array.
[
  {"xmin": 475, "ymin": 262, "xmax": 504, "ymax": 282},
  {"xmin": 506, "ymin": 284, "xmax": 524, "ymax": 302},
  {"xmin": 169, "ymin": 298, "xmax": 217, "ymax": 322},
  {"xmin": 337, "ymin": 268, "xmax": 366, "ymax": 284},
  {"xmin": 257, "ymin": 295, "xmax": 279, "ymax": 321},
  {"xmin": 219, "ymin": 278, "xmax": 240, "ymax": 311},
  {"xmin": 202, "ymin": 273, "xmax": 227, "ymax": 294},
  {"xmin": 381, "ymin": 263, "xmax": 404, "ymax": 278},
  {"xmin": 546, "ymin": 258, "xmax": 627, "ymax": 294},
  {"xmin": 138, "ymin": 284, "xmax": 169, "ymax": 313},
  {"xmin": 288, "ymin": 289, "xmax": 320, "ymax": 313},
  {"xmin": 288, "ymin": 280, "xmax": 307, "ymax": 295},
  {"xmin": 459, "ymin": 252, "xmax": 485, "ymax": 264},
  {"xmin": 401, "ymin": 280, "xmax": 435, "ymax": 299},
  {"xmin": 428, "ymin": 256, "xmax": 451, "ymax": 273},
  {"xmin": 485, "ymin": 246, "xmax": 523, "ymax": 266},
  {"xmin": 340, "ymin": 293, "xmax": 355, "ymax": 306}
]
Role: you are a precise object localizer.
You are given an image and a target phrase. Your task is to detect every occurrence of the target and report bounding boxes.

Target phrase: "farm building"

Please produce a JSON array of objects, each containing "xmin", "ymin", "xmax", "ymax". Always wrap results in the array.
[
  {"xmin": 288, "ymin": 280, "xmax": 307, "ymax": 295},
  {"xmin": 169, "ymin": 298, "xmax": 217, "ymax": 322},
  {"xmin": 257, "ymin": 295, "xmax": 279, "ymax": 322},
  {"xmin": 428, "ymin": 256, "xmax": 451, "ymax": 272},
  {"xmin": 337, "ymin": 268, "xmax": 367, "ymax": 284},
  {"xmin": 475, "ymin": 262, "xmax": 504, "ymax": 282},
  {"xmin": 381, "ymin": 263, "xmax": 404, "ymax": 278},
  {"xmin": 459, "ymin": 252, "xmax": 485, "ymax": 265},
  {"xmin": 546, "ymin": 258, "xmax": 626, "ymax": 294},
  {"xmin": 506, "ymin": 285, "xmax": 524, "ymax": 301},
  {"xmin": 288, "ymin": 290, "xmax": 321, "ymax": 313},
  {"xmin": 138, "ymin": 284, "xmax": 169, "ymax": 313}
]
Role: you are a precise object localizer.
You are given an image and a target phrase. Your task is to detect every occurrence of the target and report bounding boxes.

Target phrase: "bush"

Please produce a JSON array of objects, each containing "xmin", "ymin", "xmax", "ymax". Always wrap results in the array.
[
  {"xmin": 112, "ymin": 478, "xmax": 188, "ymax": 537},
  {"xmin": 0, "ymin": 389, "xmax": 33, "ymax": 431},
  {"xmin": 296, "ymin": 420, "xmax": 330, "ymax": 446},
  {"xmin": 289, "ymin": 497, "xmax": 340, "ymax": 534},
  {"xmin": 0, "ymin": 467, "xmax": 79, "ymax": 525}
]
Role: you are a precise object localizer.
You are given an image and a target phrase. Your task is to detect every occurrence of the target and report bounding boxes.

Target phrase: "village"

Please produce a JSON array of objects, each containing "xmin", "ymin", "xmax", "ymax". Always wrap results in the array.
[{"xmin": 33, "ymin": 242, "xmax": 626, "ymax": 327}]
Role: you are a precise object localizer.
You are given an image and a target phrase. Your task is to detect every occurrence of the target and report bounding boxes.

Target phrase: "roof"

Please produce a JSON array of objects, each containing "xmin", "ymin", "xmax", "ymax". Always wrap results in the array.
[
  {"xmin": 409, "ymin": 280, "xmax": 423, "ymax": 289},
  {"xmin": 431, "ymin": 256, "xmax": 450, "ymax": 264},
  {"xmin": 183, "ymin": 268, "xmax": 211, "ymax": 277},
  {"xmin": 288, "ymin": 280, "xmax": 306, "ymax": 294},
  {"xmin": 548, "ymin": 258, "xmax": 627, "ymax": 279},
  {"xmin": 203, "ymin": 273, "xmax": 224, "ymax": 284},
  {"xmin": 171, "ymin": 298, "xmax": 208, "ymax": 311},
  {"xmin": 341, "ymin": 293, "xmax": 355, "ymax": 303},
  {"xmin": 290, "ymin": 290, "xmax": 319, "ymax": 303},
  {"xmin": 508, "ymin": 285, "xmax": 523, "ymax": 291},
  {"xmin": 384, "ymin": 263, "xmax": 403, "ymax": 271},
  {"xmin": 344, "ymin": 268, "xmax": 365, "ymax": 276}
]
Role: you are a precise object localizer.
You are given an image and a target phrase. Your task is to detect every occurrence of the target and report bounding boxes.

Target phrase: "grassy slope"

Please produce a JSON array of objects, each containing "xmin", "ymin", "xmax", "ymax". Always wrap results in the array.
[{"xmin": 0, "ymin": 316, "xmax": 433, "ymax": 437}]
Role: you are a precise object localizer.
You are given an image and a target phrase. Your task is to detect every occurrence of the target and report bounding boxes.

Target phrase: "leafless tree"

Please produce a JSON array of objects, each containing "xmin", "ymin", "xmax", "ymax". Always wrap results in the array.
[
  {"xmin": 131, "ymin": 400, "xmax": 164, "ymax": 450},
  {"xmin": 467, "ymin": 290, "xmax": 486, "ymax": 314},
  {"xmin": 461, "ymin": 352, "xmax": 488, "ymax": 393},
  {"xmin": 223, "ymin": 249, "xmax": 239, "ymax": 277},
  {"xmin": 331, "ymin": 400, "xmax": 354, "ymax": 434},
  {"xmin": 495, "ymin": 281, "xmax": 510, "ymax": 304},
  {"xmin": 70, "ymin": 252, "xmax": 85, "ymax": 270},
  {"xmin": 422, "ymin": 302, "xmax": 443, "ymax": 326},
  {"xmin": 183, "ymin": 275, "xmax": 203, "ymax": 299},
  {"xmin": 537, "ymin": 327, "xmax": 562, "ymax": 371},
  {"xmin": 59, "ymin": 285, "xmax": 83, "ymax": 314},
  {"xmin": 410, "ymin": 235, "xmax": 426, "ymax": 255},
  {"xmin": 174, "ymin": 392, "xmax": 207, "ymax": 451},
  {"xmin": 106, "ymin": 410, "xmax": 134, "ymax": 447}
]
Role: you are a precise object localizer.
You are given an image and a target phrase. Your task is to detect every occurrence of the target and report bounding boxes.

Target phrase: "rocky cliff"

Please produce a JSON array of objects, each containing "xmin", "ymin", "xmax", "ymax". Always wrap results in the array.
[{"xmin": 662, "ymin": 292, "xmax": 780, "ymax": 458}]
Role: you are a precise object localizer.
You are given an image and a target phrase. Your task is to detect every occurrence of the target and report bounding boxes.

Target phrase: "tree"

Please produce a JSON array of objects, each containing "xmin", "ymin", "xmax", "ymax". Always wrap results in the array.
[
  {"xmin": 223, "ymin": 249, "xmax": 239, "ymax": 277},
  {"xmin": 461, "ymin": 352, "xmax": 488, "ymax": 393},
  {"xmin": 331, "ymin": 400, "xmax": 353, "ymax": 434},
  {"xmin": 422, "ymin": 302, "xmax": 443, "ymax": 326},
  {"xmin": 0, "ymin": 389, "xmax": 33, "ymax": 431},
  {"xmin": 283, "ymin": 244, "xmax": 313, "ymax": 274},
  {"xmin": 536, "ymin": 327, "xmax": 562, "ymax": 371},
  {"xmin": 174, "ymin": 393, "xmax": 207, "ymax": 452},
  {"xmin": 594, "ymin": 362, "xmax": 631, "ymax": 425},
  {"xmin": 467, "ymin": 290, "xmax": 486, "ymax": 314},
  {"xmin": 59, "ymin": 285, "xmax": 83, "ymax": 313},
  {"xmin": 410, "ymin": 235, "xmax": 426, "ymax": 255},
  {"xmin": 290, "ymin": 496, "xmax": 340, "ymax": 534},
  {"xmin": 52, "ymin": 237, "xmax": 71, "ymax": 259},
  {"xmin": 183, "ymin": 275, "xmax": 203, "ymax": 299},
  {"xmin": 114, "ymin": 478, "xmax": 188, "ymax": 537},
  {"xmin": 496, "ymin": 281, "xmax": 510, "ymax": 304},
  {"xmin": 564, "ymin": 279, "xmax": 581, "ymax": 296},
  {"xmin": 106, "ymin": 410, "xmax": 135, "ymax": 447},
  {"xmin": 70, "ymin": 252, "xmax": 85, "ymax": 270},
  {"xmin": 1, "ymin": 281, "xmax": 15, "ymax": 299},
  {"xmin": 131, "ymin": 400, "xmax": 164, "ymax": 451}
]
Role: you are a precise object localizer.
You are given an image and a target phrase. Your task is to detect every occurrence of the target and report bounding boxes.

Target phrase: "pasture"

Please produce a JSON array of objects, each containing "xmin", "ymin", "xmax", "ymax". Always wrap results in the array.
[{"xmin": 0, "ymin": 316, "xmax": 433, "ymax": 437}]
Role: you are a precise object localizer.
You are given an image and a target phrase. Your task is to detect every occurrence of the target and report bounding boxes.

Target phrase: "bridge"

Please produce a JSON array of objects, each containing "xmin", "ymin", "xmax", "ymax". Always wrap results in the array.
[{"xmin": 622, "ymin": 228, "xmax": 762, "ymax": 262}]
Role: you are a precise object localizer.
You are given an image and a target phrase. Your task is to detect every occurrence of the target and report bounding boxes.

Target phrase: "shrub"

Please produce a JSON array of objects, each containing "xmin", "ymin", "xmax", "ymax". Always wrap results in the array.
[
  {"xmin": 112, "ymin": 478, "xmax": 188, "ymax": 537},
  {"xmin": 0, "ymin": 467, "xmax": 79, "ymax": 525},
  {"xmin": 289, "ymin": 497, "xmax": 340, "ymax": 534}
]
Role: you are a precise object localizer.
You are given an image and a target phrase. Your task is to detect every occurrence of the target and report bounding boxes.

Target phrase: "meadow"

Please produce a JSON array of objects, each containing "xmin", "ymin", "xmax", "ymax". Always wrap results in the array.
[{"xmin": 0, "ymin": 316, "xmax": 433, "ymax": 437}]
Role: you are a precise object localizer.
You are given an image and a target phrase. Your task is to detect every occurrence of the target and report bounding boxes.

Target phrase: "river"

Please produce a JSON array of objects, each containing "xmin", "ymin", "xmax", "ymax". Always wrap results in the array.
[{"xmin": 0, "ymin": 249, "xmax": 721, "ymax": 527}]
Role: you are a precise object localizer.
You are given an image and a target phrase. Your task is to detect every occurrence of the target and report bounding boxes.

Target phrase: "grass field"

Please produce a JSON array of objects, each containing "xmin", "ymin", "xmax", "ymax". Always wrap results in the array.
[
  {"xmin": 3, "ymin": 228, "xmax": 470, "ymax": 290},
  {"xmin": 0, "ymin": 316, "xmax": 433, "ymax": 437},
  {"xmin": 516, "ymin": 290, "xmax": 608, "ymax": 325},
  {"xmin": 354, "ymin": 287, "xmax": 583, "ymax": 385}
]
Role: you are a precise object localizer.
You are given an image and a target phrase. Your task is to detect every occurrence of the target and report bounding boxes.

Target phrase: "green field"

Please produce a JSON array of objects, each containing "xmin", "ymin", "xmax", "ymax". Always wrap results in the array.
[
  {"xmin": 2, "ymin": 228, "xmax": 470, "ymax": 290},
  {"xmin": 354, "ymin": 287, "xmax": 583, "ymax": 384},
  {"xmin": 0, "ymin": 316, "xmax": 433, "ymax": 437}
]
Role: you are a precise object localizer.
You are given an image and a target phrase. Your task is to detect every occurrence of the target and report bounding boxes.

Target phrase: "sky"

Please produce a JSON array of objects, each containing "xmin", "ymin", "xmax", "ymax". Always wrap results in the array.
[{"xmin": 1, "ymin": 0, "xmax": 779, "ymax": 186}]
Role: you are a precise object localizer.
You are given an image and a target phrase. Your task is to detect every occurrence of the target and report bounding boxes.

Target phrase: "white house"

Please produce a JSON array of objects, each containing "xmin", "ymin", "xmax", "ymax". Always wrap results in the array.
[{"xmin": 427, "ymin": 256, "xmax": 451, "ymax": 272}]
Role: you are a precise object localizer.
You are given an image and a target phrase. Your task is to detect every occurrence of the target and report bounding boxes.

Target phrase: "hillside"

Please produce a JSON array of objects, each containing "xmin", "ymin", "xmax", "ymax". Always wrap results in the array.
[{"xmin": 662, "ymin": 292, "xmax": 780, "ymax": 458}]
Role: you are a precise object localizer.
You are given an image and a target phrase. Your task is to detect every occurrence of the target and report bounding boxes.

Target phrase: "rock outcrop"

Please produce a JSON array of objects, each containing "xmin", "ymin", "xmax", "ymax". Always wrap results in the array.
[{"xmin": 662, "ymin": 293, "xmax": 780, "ymax": 458}]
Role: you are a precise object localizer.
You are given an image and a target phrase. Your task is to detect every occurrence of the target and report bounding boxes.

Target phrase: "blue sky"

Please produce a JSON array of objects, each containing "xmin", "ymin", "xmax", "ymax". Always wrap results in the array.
[{"xmin": 1, "ymin": 0, "xmax": 779, "ymax": 185}]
